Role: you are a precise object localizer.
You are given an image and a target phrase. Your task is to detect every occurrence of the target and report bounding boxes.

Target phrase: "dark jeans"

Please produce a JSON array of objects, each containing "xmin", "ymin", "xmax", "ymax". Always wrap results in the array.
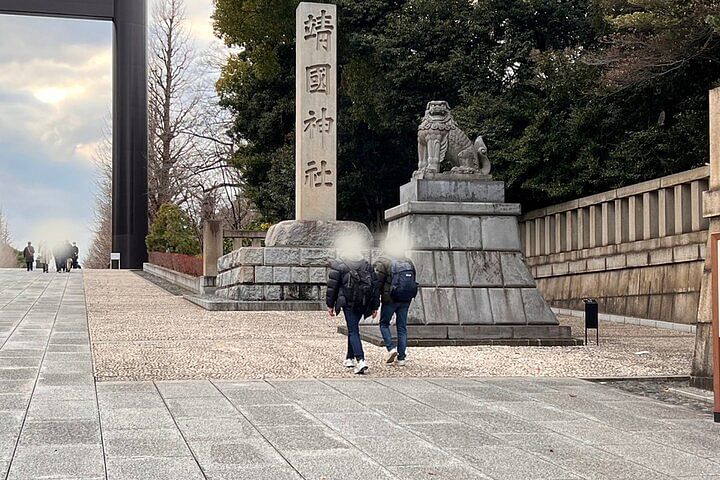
[
  {"xmin": 343, "ymin": 307, "xmax": 365, "ymax": 361},
  {"xmin": 25, "ymin": 261, "xmax": 33, "ymax": 271},
  {"xmin": 379, "ymin": 302, "xmax": 410, "ymax": 360}
]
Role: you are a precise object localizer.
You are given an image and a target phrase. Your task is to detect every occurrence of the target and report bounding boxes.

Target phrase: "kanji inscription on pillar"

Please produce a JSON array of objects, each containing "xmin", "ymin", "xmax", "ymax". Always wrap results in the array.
[{"xmin": 296, "ymin": 2, "xmax": 337, "ymax": 221}]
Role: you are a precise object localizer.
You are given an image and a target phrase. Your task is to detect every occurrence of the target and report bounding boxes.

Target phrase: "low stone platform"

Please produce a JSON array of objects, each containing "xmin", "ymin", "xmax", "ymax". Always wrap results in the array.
[
  {"xmin": 185, "ymin": 294, "xmax": 323, "ymax": 311},
  {"xmin": 339, "ymin": 324, "xmax": 581, "ymax": 347},
  {"xmin": 382, "ymin": 175, "xmax": 563, "ymax": 346},
  {"xmin": 215, "ymin": 246, "xmax": 334, "ymax": 302},
  {"xmin": 215, "ymin": 245, "xmax": 380, "ymax": 304}
]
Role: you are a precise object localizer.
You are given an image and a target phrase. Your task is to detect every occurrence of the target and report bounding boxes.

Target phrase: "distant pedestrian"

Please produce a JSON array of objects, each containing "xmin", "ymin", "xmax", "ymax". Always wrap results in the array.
[
  {"xmin": 22, "ymin": 242, "xmax": 35, "ymax": 271},
  {"xmin": 36, "ymin": 251, "xmax": 45, "ymax": 273},
  {"xmin": 63, "ymin": 240, "xmax": 73, "ymax": 271},
  {"xmin": 326, "ymin": 236, "xmax": 380, "ymax": 375},
  {"xmin": 53, "ymin": 243, "xmax": 67, "ymax": 272},
  {"xmin": 71, "ymin": 242, "xmax": 81, "ymax": 269},
  {"xmin": 374, "ymin": 236, "xmax": 418, "ymax": 367},
  {"xmin": 38, "ymin": 243, "xmax": 50, "ymax": 273}
]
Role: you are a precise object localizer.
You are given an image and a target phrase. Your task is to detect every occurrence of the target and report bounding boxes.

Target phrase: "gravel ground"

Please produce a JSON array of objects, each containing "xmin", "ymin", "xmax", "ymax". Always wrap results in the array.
[{"xmin": 85, "ymin": 270, "xmax": 695, "ymax": 381}]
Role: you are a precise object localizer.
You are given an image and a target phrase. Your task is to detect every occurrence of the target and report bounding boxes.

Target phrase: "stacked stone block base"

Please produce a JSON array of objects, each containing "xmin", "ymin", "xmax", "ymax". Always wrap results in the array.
[
  {"xmin": 215, "ymin": 245, "xmax": 379, "ymax": 310},
  {"xmin": 378, "ymin": 174, "xmax": 575, "ymax": 345},
  {"xmin": 215, "ymin": 246, "xmax": 330, "ymax": 308}
]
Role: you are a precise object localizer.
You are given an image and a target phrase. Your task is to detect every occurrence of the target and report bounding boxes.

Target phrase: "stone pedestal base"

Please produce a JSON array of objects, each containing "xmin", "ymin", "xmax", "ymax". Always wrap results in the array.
[
  {"xmin": 201, "ymin": 219, "xmax": 376, "ymax": 311},
  {"xmin": 371, "ymin": 176, "xmax": 573, "ymax": 346},
  {"xmin": 210, "ymin": 245, "xmax": 379, "ymax": 310}
]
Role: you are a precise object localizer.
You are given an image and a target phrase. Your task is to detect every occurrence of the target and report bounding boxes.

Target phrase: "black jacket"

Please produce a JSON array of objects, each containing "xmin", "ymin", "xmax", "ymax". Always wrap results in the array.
[{"xmin": 326, "ymin": 258, "xmax": 381, "ymax": 316}]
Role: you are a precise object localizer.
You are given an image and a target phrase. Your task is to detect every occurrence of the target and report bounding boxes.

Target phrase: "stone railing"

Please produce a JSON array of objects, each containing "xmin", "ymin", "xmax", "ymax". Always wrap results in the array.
[
  {"xmin": 519, "ymin": 166, "xmax": 709, "ymax": 324},
  {"xmin": 224, "ymin": 230, "xmax": 266, "ymax": 249},
  {"xmin": 521, "ymin": 166, "xmax": 709, "ymax": 256}
]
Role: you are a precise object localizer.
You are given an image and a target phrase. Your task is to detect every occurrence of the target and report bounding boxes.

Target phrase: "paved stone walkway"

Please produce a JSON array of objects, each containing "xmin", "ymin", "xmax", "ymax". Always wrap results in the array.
[{"xmin": 1, "ymin": 269, "xmax": 720, "ymax": 479}]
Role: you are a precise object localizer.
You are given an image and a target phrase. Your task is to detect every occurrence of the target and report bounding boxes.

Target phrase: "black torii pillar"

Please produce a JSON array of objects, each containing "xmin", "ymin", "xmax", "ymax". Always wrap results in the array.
[
  {"xmin": 0, "ymin": 0, "xmax": 148, "ymax": 269},
  {"xmin": 112, "ymin": 0, "xmax": 148, "ymax": 269}
]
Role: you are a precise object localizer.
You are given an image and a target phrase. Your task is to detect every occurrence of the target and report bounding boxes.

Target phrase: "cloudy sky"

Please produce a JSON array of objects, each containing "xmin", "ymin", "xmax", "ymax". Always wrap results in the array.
[{"xmin": 0, "ymin": 0, "xmax": 217, "ymax": 257}]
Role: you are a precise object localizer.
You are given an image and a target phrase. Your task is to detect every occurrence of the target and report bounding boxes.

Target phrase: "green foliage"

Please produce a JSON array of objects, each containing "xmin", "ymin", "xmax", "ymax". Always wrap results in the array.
[
  {"xmin": 214, "ymin": 0, "xmax": 720, "ymax": 223},
  {"xmin": 146, "ymin": 203, "xmax": 201, "ymax": 256},
  {"xmin": 223, "ymin": 237, "xmax": 234, "ymax": 255}
]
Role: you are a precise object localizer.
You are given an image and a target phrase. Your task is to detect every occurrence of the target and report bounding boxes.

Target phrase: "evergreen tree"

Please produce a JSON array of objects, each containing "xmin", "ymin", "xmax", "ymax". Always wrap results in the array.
[
  {"xmin": 146, "ymin": 203, "xmax": 201, "ymax": 255},
  {"xmin": 213, "ymin": 0, "xmax": 720, "ymax": 225}
]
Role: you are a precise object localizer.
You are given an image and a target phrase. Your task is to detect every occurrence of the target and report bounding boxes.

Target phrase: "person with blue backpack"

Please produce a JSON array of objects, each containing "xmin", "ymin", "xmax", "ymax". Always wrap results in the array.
[
  {"xmin": 374, "ymin": 236, "xmax": 419, "ymax": 366},
  {"xmin": 326, "ymin": 246, "xmax": 380, "ymax": 375}
]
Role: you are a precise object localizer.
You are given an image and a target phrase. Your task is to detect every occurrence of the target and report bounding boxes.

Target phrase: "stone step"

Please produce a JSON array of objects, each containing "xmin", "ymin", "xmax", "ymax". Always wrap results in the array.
[
  {"xmin": 338, "ymin": 324, "xmax": 582, "ymax": 347},
  {"xmin": 185, "ymin": 294, "xmax": 324, "ymax": 312}
]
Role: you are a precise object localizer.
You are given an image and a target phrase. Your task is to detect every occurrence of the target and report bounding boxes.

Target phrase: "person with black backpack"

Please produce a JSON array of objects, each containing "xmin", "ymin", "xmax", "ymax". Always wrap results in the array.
[
  {"xmin": 326, "ymin": 250, "xmax": 380, "ymax": 375},
  {"xmin": 374, "ymin": 237, "xmax": 419, "ymax": 367}
]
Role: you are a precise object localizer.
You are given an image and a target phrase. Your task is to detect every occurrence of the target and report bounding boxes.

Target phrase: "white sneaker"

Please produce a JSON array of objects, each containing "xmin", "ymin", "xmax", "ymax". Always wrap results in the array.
[
  {"xmin": 354, "ymin": 359, "xmax": 369, "ymax": 374},
  {"xmin": 397, "ymin": 359, "xmax": 406, "ymax": 367},
  {"xmin": 385, "ymin": 348, "xmax": 398, "ymax": 364},
  {"xmin": 343, "ymin": 358, "xmax": 355, "ymax": 368}
]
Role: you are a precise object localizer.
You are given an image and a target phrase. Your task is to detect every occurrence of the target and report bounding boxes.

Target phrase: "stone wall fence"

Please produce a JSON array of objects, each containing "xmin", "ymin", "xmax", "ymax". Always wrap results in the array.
[{"xmin": 519, "ymin": 166, "xmax": 709, "ymax": 325}]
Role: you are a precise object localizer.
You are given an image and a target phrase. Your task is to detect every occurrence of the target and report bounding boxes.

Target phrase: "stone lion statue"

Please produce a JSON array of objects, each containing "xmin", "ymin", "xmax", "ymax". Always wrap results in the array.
[{"xmin": 417, "ymin": 100, "xmax": 491, "ymax": 175}]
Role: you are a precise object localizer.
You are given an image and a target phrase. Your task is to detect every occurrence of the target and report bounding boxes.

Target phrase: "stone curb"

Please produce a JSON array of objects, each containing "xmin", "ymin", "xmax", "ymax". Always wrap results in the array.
[
  {"xmin": 553, "ymin": 307, "xmax": 696, "ymax": 334},
  {"xmin": 583, "ymin": 375, "xmax": 691, "ymax": 382}
]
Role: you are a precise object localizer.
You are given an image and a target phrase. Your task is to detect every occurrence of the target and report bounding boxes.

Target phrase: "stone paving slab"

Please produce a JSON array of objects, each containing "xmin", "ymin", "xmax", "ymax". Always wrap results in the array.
[{"xmin": 1, "ymin": 269, "xmax": 720, "ymax": 479}]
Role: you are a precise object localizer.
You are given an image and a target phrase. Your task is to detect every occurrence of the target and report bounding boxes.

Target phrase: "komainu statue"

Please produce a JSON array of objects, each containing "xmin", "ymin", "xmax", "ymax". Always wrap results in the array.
[{"xmin": 417, "ymin": 100, "xmax": 491, "ymax": 175}]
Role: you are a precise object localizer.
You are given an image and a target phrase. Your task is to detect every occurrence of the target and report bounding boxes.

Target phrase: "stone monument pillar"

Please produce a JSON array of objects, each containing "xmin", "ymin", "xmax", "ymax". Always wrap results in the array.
[
  {"xmin": 265, "ymin": 2, "xmax": 372, "ymax": 248},
  {"xmin": 692, "ymin": 87, "xmax": 720, "ymax": 388},
  {"xmin": 295, "ymin": 2, "xmax": 337, "ymax": 221},
  {"xmin": 206, "ymin": 3, "xmax": 375, "ymax": 310}
]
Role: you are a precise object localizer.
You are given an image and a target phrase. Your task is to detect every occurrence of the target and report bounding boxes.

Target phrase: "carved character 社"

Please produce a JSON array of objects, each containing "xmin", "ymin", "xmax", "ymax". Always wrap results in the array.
[{"xmin": 417, "ymin": 100, "xmax": 491, "ymax": 175}]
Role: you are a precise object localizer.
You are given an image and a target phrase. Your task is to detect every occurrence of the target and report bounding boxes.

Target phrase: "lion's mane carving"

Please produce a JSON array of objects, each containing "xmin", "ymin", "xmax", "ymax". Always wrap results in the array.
[{"xmin": 417, "ymin": 100, "xmax": 491, "ymax": 175}]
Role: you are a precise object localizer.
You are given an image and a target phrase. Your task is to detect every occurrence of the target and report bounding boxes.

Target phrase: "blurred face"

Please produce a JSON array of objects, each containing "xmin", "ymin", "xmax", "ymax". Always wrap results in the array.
[
  {"xmin": 383, "ymin": 235, "xmax": 408, "ymax": 257},
  {"xmin": 335, "ymin": 233, "xmax": 364, "ymax": 259}
]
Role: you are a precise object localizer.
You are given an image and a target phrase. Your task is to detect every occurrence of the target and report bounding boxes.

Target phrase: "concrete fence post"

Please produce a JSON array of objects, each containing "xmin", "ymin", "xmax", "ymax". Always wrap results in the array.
[
  {"xmin": 554, "ymin": 213, "xmax": 564, "ymax": 253},
  {"xmin": 202, "ymin": 220, "xmax": 223, "ymax": 292},
  {"xmin": 577, "ymin": 208, "xmax": 588, "ymax": 250},
  {"xmin": 675, "ymin": 184, "xmax": 693, "ymax": 234},
  {"xmin": 658, "ymin": 188, "xmax": 674, "ymax": 237},
  {"xmin": 691, "ymin": 180, "xmax": 706, "ymax": 232},
  {"xmin": 544, "ymin": 216, "xmax": 553, "ymax": 255},
  {"xmin": 643, "ymin": 191, "xmax": 659, "ymax": 240},
  {"xmin": 601, "ymin": 202, "xmax": 615, "ymax": 246},
  {"xmin": 628, "ymin": 196, "xmax": 643, "ymax": 242}
]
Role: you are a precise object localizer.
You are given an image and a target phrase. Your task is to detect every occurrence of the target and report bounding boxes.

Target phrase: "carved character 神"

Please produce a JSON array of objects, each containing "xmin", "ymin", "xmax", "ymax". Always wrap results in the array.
[{"xmin": 417, "ymin": 101, "xmax": 491, "ymax": 175}]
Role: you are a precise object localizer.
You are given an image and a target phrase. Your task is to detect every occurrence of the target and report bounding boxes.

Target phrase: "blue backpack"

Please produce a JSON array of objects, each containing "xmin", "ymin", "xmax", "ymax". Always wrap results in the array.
[{"xmin": 390, "ymin": 260, "xmax": 418, "ymax": 302}]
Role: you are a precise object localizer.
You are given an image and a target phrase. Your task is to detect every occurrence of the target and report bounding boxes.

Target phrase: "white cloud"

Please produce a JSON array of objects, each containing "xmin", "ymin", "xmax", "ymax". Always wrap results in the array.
[
  {"xmin": 34, "ymin": 85, "xmax": 86, "ymax": 104},
  {"xmin": 184, "ymin": 0, "xmax": 217, "ymax": 46},
  {"xmin": 0, "ymin": 1, "xmax": 222, "ymax": 256},
  {"xmin": 0, "ymin": 17, "xmax": 112, "ymax": 167}
]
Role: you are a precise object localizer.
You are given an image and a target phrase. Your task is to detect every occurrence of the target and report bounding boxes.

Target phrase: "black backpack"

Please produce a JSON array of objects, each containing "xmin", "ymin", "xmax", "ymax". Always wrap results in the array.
[
  {"xmin": 341, "ymin": 261, "xmax": 374, "ymax": 309},
  {"xmin": 390, "ymin": 259, "xmax": 418, "ymax": 302}
]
